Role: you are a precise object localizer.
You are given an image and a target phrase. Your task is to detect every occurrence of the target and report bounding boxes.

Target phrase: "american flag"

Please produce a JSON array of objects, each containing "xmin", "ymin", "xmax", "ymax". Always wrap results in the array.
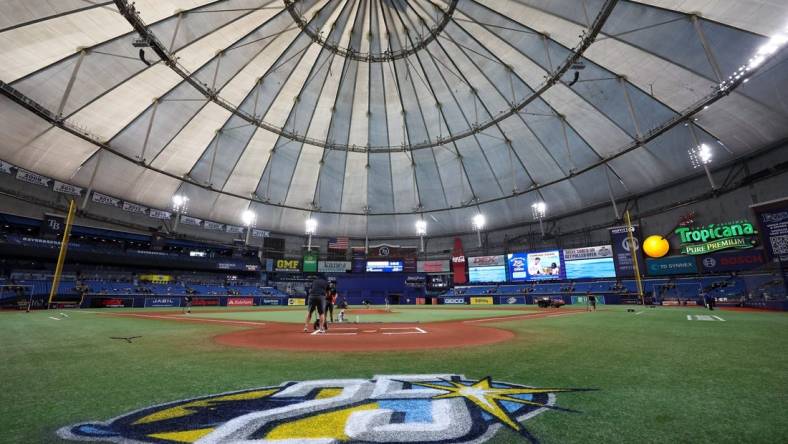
[{"xmin": 328, "ymin": 237, "xmax": 349, "ymax": 249}]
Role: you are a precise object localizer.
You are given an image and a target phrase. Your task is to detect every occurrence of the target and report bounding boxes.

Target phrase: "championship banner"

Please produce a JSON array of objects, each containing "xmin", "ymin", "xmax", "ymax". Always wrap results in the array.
[
  {"xmin": 227, "ymin": 297, "xmax": 254, "ymax": 306},
  {"xmin": 252, "ymin": 229, "xmax": 270, "ymax": 238},
  {"xmin": 609, "ymin": 225, "xmax": 645, "ymax": 278},
  {"xmin": 122, "ymin": 201, "xmax": 147, "ymax": 214},
  {"xmin": 15, "ymin": 168, "xmax": 51, "ymax": 187},
  {"xmin": 351, "ymin": 248, "xmax": 366, "ymax": 273},
  {"xmin": 288, "ymin": 298, "xmax": 306, "ymax": 306},
  {"xmin": 149, "ymin": 209, "xmax": 172, "ymax": 220},
  {"xmin": 417, "ymin": 260, "xmax": 450, "ymax": 273},
  {"xmin": 451, "ymin": 237, "xmax": 467, "ymax": 284},
  {"xmin": 53, "ymin": 181, "xmax": 82, "ymax": 196},
  {"xmin": 700, "ymin": 250, "xmax": 765, "ymax": 273},
  {"xmin": 180, "ymin": 216, "xmax": 202, "ymax": 226},
  {"xmin": 751, "ymin": 198, "xmax": 788, "ymax": 263},
  {"xmin": 226, "ymin": 225, "xmax": 244, "ymax": 234},
  {"xmin": 318, "ymin": 261, "xmax": 351, "ymax": 273},
  {"xmin": 92, "ymin": 192, "xmax": 120, "ymax": 207},
  {"xmin": 204, "ymin": 221, "xmax": 224, "ymax": 231},
  {"xmin": 0, "ymin": 160, "xmax": 13, "ymax": 174},
  {"xmin": 646, "ymin": 256, "xmax": 698, "ymax": 276},
  {"xmin": 470, "ymin": 296, "xmax": 493, "ymax": 305}
]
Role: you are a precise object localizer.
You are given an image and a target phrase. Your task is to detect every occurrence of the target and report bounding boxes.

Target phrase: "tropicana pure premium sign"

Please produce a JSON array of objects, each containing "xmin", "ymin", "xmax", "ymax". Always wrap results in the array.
[{"xmin": 675, "ymin": 220, "xmax": 757, "ymax": 255}]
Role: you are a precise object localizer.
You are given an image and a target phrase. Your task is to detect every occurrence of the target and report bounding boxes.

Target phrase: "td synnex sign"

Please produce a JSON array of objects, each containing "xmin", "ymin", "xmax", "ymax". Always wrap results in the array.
[{"xmin": 675, "ymin": 221, "xmax": 757, "ymax": 255}]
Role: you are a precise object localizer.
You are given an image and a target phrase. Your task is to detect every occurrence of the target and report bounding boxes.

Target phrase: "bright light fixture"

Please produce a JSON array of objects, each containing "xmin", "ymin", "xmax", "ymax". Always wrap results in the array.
[
  {"xmin": 531, "ymin": 201, "xmax": 547, "ymax": 218},
  {"xmin": 241, "ymin": 209, "xmax": 256, "ymax": 227},
  {"xmin": 305, "ymin": 218, "xmax": 317, "ymax": 234},
  {"xmin": 698, "ymin": 143, "xmax": 712, "ymax": 164},
  {"xmin": 171, "ymin": 194, "xmax": 188, "ymax": 212},
  {"xmin": 415, "ymin": 219, "xmax": 427, "ymax": 235},
  {"xmin": 472, "ymin": 213, "xmax": 486, "ymax": 230}
]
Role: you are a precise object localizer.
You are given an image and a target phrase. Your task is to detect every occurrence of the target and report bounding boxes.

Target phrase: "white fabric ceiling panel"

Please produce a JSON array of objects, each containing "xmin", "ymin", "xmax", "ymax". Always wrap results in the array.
[{"xmin": 149, "ymin": 102, "xmax": 232, "ymax": 175}]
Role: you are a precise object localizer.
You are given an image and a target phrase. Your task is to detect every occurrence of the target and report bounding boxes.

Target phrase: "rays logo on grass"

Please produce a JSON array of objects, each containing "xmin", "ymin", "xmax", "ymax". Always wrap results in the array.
[{"xmin": 58, "ymin": 374, "xmax": 585, "ymax": 443}]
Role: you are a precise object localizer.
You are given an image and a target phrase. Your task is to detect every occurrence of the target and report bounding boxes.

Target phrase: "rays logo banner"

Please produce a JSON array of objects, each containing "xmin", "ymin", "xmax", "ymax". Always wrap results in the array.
[{"xmin": 58, "ymin": 374, "xmax": 585, "ymax": 443}]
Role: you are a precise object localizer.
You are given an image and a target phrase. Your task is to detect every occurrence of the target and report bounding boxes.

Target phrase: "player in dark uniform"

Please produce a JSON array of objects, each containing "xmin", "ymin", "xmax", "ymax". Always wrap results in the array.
[
  {"xmin": 325, "ymin": 285, "xmax": 337, "ymax": 323},
  {"xmin": 304, "ymin": 274, "xmax": 329, "ymax": 334},
  {"xmin": 183, "ymin": 295, "xmax": 192, "ymax": 314},
  {"xmin": 588, "ymin": 294, "xmax": 597, "ymax": 311}
]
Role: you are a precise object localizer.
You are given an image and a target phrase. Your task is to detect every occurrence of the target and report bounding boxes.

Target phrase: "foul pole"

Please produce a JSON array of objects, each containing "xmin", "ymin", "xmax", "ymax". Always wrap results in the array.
[
  {"xmin": 48, "ymin": 199, "xmax": 77, "ymax": 308},
  {"xmin": 624, "ymin": 210, "xmax": 645, "ymax": 305}
]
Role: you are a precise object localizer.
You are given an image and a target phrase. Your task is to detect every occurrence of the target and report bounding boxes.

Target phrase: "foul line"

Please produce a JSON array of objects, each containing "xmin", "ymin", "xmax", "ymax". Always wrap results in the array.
[
  {"xmin": 119, "ymin": 313, "xmax": 266, "ymax": 327},
  {"xmin": 712, "ymin": 315, "xmax": 726, "ymax": 322},
  {"xmin": 464, "ymin": 311, "xmax": 583, "ymax": 324}
]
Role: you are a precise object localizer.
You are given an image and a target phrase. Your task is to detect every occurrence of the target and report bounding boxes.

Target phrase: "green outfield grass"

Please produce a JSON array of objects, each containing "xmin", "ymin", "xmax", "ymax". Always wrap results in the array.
[{"xmin": 1, "ymin": 305, "xmax": 786, "ymax": 443}]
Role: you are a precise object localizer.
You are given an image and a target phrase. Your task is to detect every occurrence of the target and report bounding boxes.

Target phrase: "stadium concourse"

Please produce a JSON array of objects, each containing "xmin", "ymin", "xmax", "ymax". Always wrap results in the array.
[{"xmin": 1, "ymin": 0, "xmax": 788, "ymax": 443}]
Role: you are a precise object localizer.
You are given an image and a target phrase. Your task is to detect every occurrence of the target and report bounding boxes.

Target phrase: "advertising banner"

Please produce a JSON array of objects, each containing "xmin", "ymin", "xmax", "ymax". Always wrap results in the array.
[
  {"xmin": 442, "ymin": 297, "xmax": 466, "ymax": 304},
  {"xmin": 499, "ymin": 296, "xmax": 527, "ymax": 305},
  {"xmin": 451, "ymin": 237, "xmax": 467, "ymax": 284},
  {"xmin": 261, "ymin": 297, "xmax": 281, "ymax": 305},
  {"xmin": 92, "ymin": 192, "xmax": 120, "ymax": 207},
  {"xmin": 149, "ymin": 209, "xmax": 172, "ymax": 220},
  {"xmin": 252, "ymin": 229, "xmax": 270, "ymax": 238},
  {"xmin": 144, "ymin": 297, "xmax": 178, "ymax": 307},
  {"xmin": 609, "ymin": 225, "xmax": 645, "ymax": 278},
  {"xmin": 675, "ymin": 221, "xmax": 758, "ymax": 255},
  {"xmin": 288, "ymin": 298, "xmax": 306, "ymax": 306},
  {"xmin": 53, "ymin": 181, "xmax": 82, "ymax": 196},
  {"xmin": 303, "ymin": 252, "xmax": 318, "ymax": 273},
  {"xmin": 507, "ymin": 253, "xmax": 527, "ymax": 281},
  {"xmin": 227, "ymin": 297, "xmax": 254, "ymax": 306},
  {"xmin": 15, "ymin": 168, "xmax": 50, "ymax": 186},
  {"xmin": 646, "ymin": 256, "xmax": 698, "ymax": 276},
  {"xmin": 138, "ymin": 274, "xmax": 173, "ymax": 283},
  {"xmin": 180, "ymin": 216, "xmax": 202, "ymax": 226},
  {"xmin": 122, "ymin": 201, "xmax": 147, "ymax": 214},
  {"xmin": 469, "ymin": 296, "xmax": 494, "ymax": 305},
  {"xmin": 468, "ymin": 255, "xmax": 506, "ymax": 267},
  {"xmin": 275, "ymin": 259, "xmax": 301, "ymax": 272},
  {"xmin": 525, "ymin": 251, "xmax": 563, "ymax": 280},
  {"xmin": 204, "ymin": 221, "xmax": 224, "ymax": 231},
  {"xmin": 751, "ymin": 198, "xmax": 788, "ymax": 263},
  {"xmin": 700, "ymin": 250, "xmax": 765, "ymax": 273},
  {"xmin": 563, "ymin": 245, "xmax": 616, "ymax": 279},
  {"xmin": 562, "ymin": 245, "xmax": 613, "ymax": 261},
  {"xmin": 417, "ymin": 260, "xmax": 450, "ymax": 273},
  {"xmin": 318, "ymin": 261, "xmax": 351, "ymax": 273},
  {"xmin": 192, "ymin": 297, "xmax": 219, "ymax": 306}
]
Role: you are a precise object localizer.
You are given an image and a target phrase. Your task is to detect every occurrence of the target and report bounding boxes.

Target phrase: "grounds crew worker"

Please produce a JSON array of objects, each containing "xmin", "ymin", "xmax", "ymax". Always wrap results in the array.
[{"xmin": 304, "ymin": 274, "xmax": 329, "ymax": 334}]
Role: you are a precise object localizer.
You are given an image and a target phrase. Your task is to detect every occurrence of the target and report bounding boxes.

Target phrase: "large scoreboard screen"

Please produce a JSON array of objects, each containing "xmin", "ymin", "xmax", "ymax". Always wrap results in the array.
[{"xmin": 365, "ymin": 260, "xmax": 404, "ymax": 272}]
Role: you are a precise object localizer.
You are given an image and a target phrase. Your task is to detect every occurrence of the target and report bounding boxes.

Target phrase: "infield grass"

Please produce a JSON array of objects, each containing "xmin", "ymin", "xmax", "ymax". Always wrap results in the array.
[{"xmin": 0, "ymin": 305, "xmax": 786, "ymax": 443}]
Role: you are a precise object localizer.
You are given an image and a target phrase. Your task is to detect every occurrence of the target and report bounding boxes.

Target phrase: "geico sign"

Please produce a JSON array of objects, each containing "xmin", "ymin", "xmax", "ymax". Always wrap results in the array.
[
  {"xmin": 452, "ymin": 256, "xmax": 465, "ymax": 263},
  {"xmin": 276, "ymin": 260, "xmax": 300, "ymax": 269}
]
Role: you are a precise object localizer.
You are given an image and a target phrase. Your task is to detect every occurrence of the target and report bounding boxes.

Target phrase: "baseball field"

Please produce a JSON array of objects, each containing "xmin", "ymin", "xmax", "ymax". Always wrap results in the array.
[{"xmin": 1, "ymin": 305, "xmax": 786, "ymax": 443}]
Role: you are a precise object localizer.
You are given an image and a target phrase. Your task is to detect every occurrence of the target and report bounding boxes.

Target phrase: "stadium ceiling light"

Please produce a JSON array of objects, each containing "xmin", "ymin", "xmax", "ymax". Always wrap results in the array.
[
  {"xmin": 415, "ymin": 219, "xmax": 427, "ymax": 235},
  {"xmin": 531, "ymin": 201, "xmax": 547, "ymax": 237},
  {"xmin": 472, "ymin": 213, "xmax": 486, "ymax": 230},
  {"xmin": 305, "ymin": 218, "xmax": 318, "ymax": 235},
  {"xmin": 241, "ymin": 209, "xmax": 256, "ymax": 227},
  {"xmin": 720, "ymin": 25, "xmax": 788, "ymax": 90},
  {"xmin": 171, "ymin": 194, "xmax": 188, "ymax": 212}
]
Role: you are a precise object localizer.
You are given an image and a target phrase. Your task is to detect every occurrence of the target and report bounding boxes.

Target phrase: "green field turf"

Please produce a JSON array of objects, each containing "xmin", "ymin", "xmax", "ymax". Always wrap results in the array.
[
  {"xmin": 1, "ymin": 305, "xmax": 786, "ymax": 443},
  {"xmin": 183, "ymin": 306, "xmax": 538, "ymax": 323}
]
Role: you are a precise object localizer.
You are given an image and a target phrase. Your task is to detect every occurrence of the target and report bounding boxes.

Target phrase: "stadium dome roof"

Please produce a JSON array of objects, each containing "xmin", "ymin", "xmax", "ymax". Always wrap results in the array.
[{"xmin": 1, "ymin": 0, "xmax": 787, "ymax": 237}]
